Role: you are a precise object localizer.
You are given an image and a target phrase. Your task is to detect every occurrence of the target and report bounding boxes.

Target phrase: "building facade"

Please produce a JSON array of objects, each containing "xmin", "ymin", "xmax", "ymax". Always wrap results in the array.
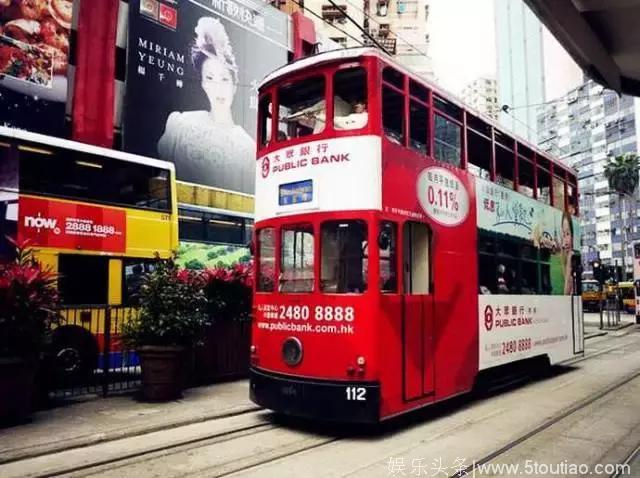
[
  {"xmin": 461, "ymin": 77, "xmax": 499, "ymax": 120},
  {"xmin": 537, "ymin": 80, "xmax": 640, "ymax": 275},
  {"xmin": 303, "ymin": 0, "xmax": 432, "ymax": 78},
  {"xmin": 495, "ymin": 0, "xmax": 545, "ymax": 142}
]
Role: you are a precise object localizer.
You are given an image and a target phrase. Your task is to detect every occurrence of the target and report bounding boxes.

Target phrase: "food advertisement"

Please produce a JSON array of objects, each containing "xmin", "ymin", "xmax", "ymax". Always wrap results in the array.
[
  {"xmin": 123, "ymin": 0, "xmax": 289, "ymax": 194},
  {"xmin": 0, "ymin": 0, "xmax": 73, "ymax": 135}
]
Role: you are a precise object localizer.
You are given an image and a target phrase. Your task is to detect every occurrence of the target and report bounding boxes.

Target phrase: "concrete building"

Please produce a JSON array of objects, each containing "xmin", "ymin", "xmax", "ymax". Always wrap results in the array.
[
  {"xmin": 537, "ymin": 80, "xmax": 640, "ymax": 275},
  {"xmin": 461, "ymin": 77, "xmax": 499, "ymax": 120},
  {"xmin": 302, "ymin": 0, "xmax": 367, "ymax": 49},
  {"xmin": 495, "ymin": 0, "xmax": 582, "ymax": 142},
  {"xmin": 302, "ymin": 0, "xmax": 432, "ymax": 79},
  {"xmin": 495, "ymin": 0, "xmax": 545, "ymax": 142}
]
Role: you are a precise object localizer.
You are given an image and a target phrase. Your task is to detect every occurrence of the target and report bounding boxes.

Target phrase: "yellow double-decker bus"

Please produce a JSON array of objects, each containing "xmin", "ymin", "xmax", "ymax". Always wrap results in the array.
[{"xmin": 1, "ymin": 126, "xmax": 178, "ymax": 383}]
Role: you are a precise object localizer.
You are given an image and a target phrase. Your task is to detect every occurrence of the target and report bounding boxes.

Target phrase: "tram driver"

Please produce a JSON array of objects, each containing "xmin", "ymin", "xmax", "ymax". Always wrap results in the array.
[{"xmin": 287, "ymin": 97, "xmax": 368, "ymax": 133}]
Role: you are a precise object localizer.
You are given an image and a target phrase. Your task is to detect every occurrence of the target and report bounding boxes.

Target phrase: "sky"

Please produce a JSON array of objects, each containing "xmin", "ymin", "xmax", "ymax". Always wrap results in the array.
[{"xmin": 428, "ymin": 0, "xmax": 496, "ymax": 95}]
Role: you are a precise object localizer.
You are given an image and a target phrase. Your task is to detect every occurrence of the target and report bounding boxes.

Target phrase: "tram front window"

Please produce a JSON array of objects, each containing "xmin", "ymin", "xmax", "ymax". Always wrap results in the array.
[
  {"xmin": 280, "ymin": 224, "xmax": 314, "ymax": 293},
  {"xmin": 278, "ymin": 76, "xmax": 326, "ymax": 140},
  {"xmin": 321, "ymin": 221, "xmax": 368, "ymax": 293}
]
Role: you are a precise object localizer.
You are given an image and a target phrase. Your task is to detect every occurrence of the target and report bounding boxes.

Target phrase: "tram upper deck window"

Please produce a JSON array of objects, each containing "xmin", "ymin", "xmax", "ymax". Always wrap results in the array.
[
  {"xmin": 280, "ymin": 224, "xmax": 315, "ymax": 293},
  {"xmin": 383, "ymin": 86, "xmax": 405, "ymax": 144},
  {"xmin": 321, "ymin": 220, "xmax": 368, "ymax": 293},
  {"xmin": 259, "ymin": 94, "xmax": 272, "ymax": 147},
  {"xmin": 333, "ymin": 67, "xmax": 368, "ymax": 130},
  {"xmin": 553, "ymin": 174, "xmax": 566, "ymax": 210},
  {"xmin": 278, "ymin": 76, "xmax": 326, "ymax": 141},
  {"xmin": 434, "ymin": 114, "xmax": 461, "ymax": 166}
]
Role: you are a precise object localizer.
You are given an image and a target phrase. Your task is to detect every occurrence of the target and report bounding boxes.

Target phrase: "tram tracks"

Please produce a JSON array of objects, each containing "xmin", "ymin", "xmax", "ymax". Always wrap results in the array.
[
  {"xmin": 4, "ymin": 329, "xmax": 637, "ymax": 478},
  {"xmin": 449, "ymin": 367, "xmax": 640, "ymax": 477}
]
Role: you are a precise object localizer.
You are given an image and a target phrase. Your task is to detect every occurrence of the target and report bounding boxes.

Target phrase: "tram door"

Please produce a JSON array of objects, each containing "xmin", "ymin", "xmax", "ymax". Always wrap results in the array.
[{"xmin": 402, "ymin": 222, "xmax": 435, "ymax": 401}]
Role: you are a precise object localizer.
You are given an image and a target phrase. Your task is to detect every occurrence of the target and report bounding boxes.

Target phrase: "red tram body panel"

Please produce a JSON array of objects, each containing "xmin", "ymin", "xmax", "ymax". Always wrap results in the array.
[{"xmin": 249, "ymin": 48, "xmax": 584, "ymax": 422}]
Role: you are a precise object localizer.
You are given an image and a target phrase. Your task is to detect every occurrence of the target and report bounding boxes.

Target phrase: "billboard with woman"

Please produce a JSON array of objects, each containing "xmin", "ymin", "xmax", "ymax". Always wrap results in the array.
[{"xmin": 123, "ymin": 0, "xmax": 290, "ymax": 194}]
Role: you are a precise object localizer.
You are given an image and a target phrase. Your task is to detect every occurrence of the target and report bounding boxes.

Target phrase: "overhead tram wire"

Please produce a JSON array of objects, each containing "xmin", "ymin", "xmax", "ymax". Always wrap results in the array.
[
  {"xmin": 341, "ymin": 0, "xmax": 432, "ymax": 65},
  {"xmin": 287, "ymin": 0, "xmax": 365, "ymax": 48},
  {"xmin": 324, "ymin": 0, "xmax": 392, "ymax": 55}
]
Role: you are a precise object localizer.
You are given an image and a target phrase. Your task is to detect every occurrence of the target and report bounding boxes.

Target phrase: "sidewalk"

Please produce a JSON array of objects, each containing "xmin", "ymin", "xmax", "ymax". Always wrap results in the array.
[
  {"xmin": 584, "ymin": 312, "xmax": 637, "ymax": 338},
  {"xmin": 0, "ymin": 379, "xmax": 256, "ymax": 464}
]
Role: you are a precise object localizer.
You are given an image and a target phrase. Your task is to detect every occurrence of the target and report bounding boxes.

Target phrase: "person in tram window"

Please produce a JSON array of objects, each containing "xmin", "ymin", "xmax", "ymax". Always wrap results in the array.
[
  {"xmin": 560, "ymin": 211, "xmax": 575, "ymax": 295},
  {"xmin": 157, "ymin": 17, "xmax": 254, "ymax": 193},
  {"xmin": 497, "ymin": 264, "xmax": 510, "ymax": 294},
  {"xmin": 312, "ymin": 99, "xmax": 368, "ymax": 131},
  {"xmin": 333, "ymin": 101, "xmax": 368, "ymax": 130}
]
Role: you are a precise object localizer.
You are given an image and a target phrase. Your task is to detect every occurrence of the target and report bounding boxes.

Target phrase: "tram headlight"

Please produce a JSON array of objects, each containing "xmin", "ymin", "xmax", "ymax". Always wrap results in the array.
[
  {"xmin": 356, "ymin": 356, "xmax": 366, "ymax": 366},
  {"xmin": 282, "ymin": 337, "xmax": 303, "ymax": 366},
  {"xmin": 250, "ymin": 345, "xmax": 257, "ymax": 354}
]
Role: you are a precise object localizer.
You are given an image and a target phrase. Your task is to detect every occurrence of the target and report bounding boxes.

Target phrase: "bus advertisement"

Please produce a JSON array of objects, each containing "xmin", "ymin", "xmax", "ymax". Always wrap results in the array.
[{"xmin": 249, "ymin": 48, "xmax": 584, "ymax": 423}]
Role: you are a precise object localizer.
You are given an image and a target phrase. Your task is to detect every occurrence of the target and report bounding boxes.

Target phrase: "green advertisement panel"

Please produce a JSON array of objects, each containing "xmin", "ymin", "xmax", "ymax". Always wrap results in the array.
[
  {"xmin": 476, "ymin": 177, "xmax": 580, "ymax": 295},
  {"xmin": 176, "ymin": 241, "xmax": 251, "ymax": 270}
]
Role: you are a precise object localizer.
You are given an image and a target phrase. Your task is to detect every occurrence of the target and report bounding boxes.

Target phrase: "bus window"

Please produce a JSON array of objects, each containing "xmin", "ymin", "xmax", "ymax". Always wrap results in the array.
[
  {"xmin": 58, "ymin": 255, "xmax": 109, "ymax": 305},
  {"xmin": 333, "ymin": 67, "xmax": 368, "ymax": 130},
  {"xmin": 257, "ymin": 228, "xmax": 276, "ymax": 292},
  {"xmin": 537, "ymin": 168, "xmax": 551, "ymax": 205},
  {"xmin": 278, "ymin": 76, "xmax": 326, "ymax": 140},
  {"xmin": 553, "ymin": 175, "xmax": 566, "ymax": 210},
  {"xmin": 123, "ymin": 259, "xmax": 155, "ymax": 306},
  {"xmin": 409, "ymin": 101, "xmax": 428, "ymax": 154},
  {"xmin": 321, "ymin": 220, "xmax": 368, "ymax": 293},
  {"xmin": 379, "ymin": 221, "xmax": 398, "ymax": 293},
  {"xmin": 259, "ymin": 94, "xmax": 272, "ymax": 147},
  {"xmin": 280, "ymin": 224, "xmax": 314, "ymax": 293},
  {"xmin": 19, "ymin": 145, "xmax": 171, "ymax": 212},
  {"xmin": 434, "ymin": 114, "xmax": 461, "ymax": 166},
  {"xmin": 495, "ymin": 145, "xmax": 515, "ymax": 189},
  {"xmin": 518, "ymin": 157, "xmax": 535, "ymax": 198},
  {"xmin": 383, "ymin": 86, "xmax": 405, "ymax": 144}
]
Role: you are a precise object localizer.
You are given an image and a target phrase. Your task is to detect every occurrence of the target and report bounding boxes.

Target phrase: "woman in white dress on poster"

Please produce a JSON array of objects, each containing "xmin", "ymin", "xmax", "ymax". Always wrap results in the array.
[{"xmin": 158, "ymin": 17, "xmax": 254, "ymax": 193}]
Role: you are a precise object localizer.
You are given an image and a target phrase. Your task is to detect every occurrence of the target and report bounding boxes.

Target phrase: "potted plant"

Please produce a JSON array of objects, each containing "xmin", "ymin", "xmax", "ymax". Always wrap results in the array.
[
  {"xmin": 0, "ymin": 240, "xmax": 59, "ymax": 423},
  {"xmin": 122, "ymin": 258, "xmax": 209, "ymax": 401},
  {"xmin": 192, "ymin": 262, "xmax": 253, "ymax": 382}
]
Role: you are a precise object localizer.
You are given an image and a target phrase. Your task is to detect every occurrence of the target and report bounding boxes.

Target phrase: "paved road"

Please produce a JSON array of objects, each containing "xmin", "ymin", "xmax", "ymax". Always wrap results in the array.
[{"xmin": 3, "ymin": 326, "xmax": 640, "ymax": 478}]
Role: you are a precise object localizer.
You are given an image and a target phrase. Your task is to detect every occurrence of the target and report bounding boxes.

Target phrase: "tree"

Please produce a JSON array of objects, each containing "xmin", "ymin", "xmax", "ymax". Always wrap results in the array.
[{"xmin": 603, "ymin": 153, "xmax": 640, "ymax": 278}]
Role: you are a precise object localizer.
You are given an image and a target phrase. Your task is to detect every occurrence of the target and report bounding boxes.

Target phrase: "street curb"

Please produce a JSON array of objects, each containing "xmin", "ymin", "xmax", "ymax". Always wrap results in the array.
[
  {"xmin": 585, "ymin": 331, "xmax": 608, "ymax": 340},
  {"xmin": 0, "ymin": 404, "xmax": 261, "ymax": 465}
]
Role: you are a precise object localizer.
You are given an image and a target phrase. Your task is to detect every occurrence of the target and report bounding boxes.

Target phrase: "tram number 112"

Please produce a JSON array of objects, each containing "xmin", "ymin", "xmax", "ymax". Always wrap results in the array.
[{"xmin": 346, "ymin": 387, "xmax": 366, "ymax": 401}]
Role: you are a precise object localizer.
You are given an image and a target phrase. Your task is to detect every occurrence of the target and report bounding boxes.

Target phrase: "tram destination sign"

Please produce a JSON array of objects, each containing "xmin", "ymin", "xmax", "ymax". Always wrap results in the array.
[{"xmin": 279, "ymin": 180, "xmax": 313, "ymax": 206}]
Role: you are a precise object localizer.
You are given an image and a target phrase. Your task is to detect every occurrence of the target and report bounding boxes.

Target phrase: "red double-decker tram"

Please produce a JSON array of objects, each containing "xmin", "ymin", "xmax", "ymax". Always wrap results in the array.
[{"xmin": 249, "ymin": 48, "xmax": 584, "ymax": 423}]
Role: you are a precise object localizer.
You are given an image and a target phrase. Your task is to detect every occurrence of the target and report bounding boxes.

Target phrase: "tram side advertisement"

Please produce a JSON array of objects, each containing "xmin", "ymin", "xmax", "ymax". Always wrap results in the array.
[{"xmin": 476, "ymin": 177, "xmax": 579, "ymax": 368}]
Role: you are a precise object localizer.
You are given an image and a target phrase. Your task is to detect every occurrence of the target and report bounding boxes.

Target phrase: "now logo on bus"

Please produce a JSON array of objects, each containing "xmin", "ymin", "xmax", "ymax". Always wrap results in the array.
[{"xmin": 24, "ymin": 214, "xmax": 61, "ymax": 235}]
